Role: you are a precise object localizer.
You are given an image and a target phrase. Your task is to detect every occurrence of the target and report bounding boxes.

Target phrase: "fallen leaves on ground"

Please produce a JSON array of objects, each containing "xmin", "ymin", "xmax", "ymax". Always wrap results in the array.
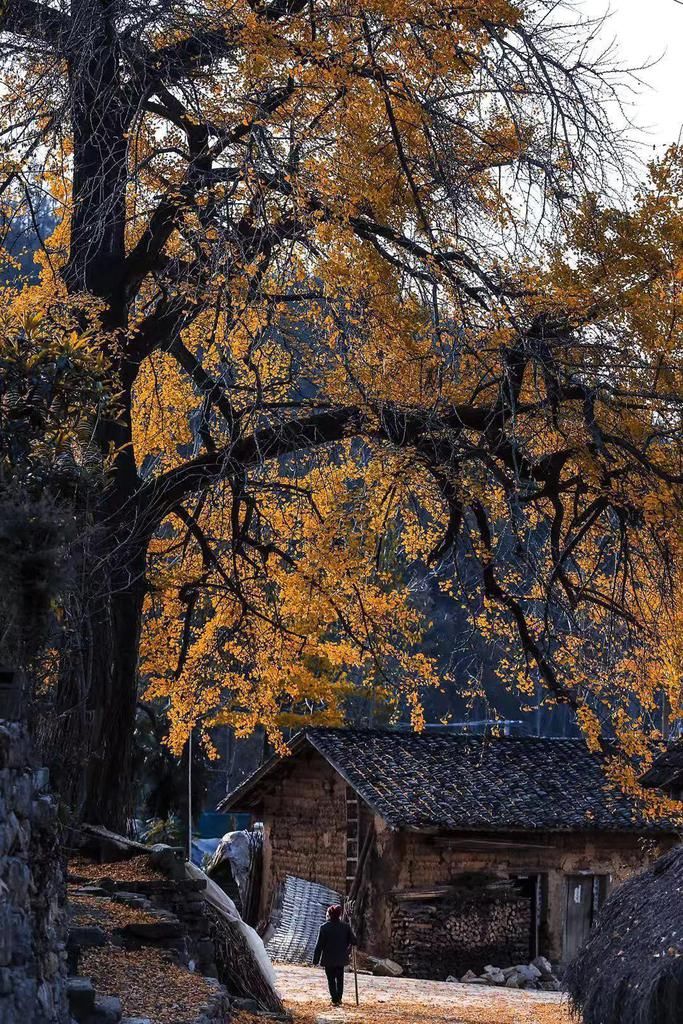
[
  {"xmin": 69, "ymin": 892, "xmax": 160, "ymax": 929},
  {"xmin": 272, "ymin": 966, "xmax": 573, "ymax": 1024},
  {"xmin": 259, "ymin": 998, "xmax": 572, "ymax": 1024},
  {"xmin": 69, "ymin": 854, "xmax": 163, "ymax": 883},
  {"xmin": 81, "ymin": 946, "xmax": 217, "ymax": 1024}
]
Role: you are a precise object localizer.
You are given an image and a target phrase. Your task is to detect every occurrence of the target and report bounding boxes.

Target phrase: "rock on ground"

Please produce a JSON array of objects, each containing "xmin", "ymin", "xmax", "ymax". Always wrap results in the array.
[{"xmin": 275, "ymin": 964, "xmax": 570, "ymax": 1024}]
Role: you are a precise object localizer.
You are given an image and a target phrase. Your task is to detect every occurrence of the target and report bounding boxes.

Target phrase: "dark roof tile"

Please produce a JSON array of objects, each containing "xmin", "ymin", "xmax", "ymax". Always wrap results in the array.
[{"xmin": 222, "ymin": 728, "xmax": 678, "ymax": 834}]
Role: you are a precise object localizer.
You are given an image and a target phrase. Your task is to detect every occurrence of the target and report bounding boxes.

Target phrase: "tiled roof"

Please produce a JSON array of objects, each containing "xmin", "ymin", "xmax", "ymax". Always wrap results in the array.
[
  {"xmin": 639, "ymin": 740, "xmax": 683, "ymax": 794},
  {"xmin": 220, "ymin": 728, "xmax": 678, "ymax": 834}
]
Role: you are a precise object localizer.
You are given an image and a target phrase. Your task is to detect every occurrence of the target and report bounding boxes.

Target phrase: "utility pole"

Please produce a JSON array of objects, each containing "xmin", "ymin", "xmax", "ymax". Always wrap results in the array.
[{"xmin": 187, "ymin": 729, "xmax": 192, "ymax": 862}]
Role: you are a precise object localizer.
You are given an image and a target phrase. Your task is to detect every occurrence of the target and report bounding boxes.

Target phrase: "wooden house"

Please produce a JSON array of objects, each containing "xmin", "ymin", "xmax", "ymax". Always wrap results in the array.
[
  {"xmin": 219, "ymin": 728, "xmax": 678, "ymax": 978},
  {"xmin": 565, "ymin": 739, "xmax": 683, "ymax": 1024}
]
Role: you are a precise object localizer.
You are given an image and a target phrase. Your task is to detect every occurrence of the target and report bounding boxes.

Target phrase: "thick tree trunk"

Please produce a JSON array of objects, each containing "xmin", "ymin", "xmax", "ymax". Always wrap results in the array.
[
  {"xmin": 37, "ymin": 479, "xmax": 148, "ymax": 829},
  {"xmin": 81, "ymin": 542, "xmax": 147, "ymax": 827},
  {"xmin": 43, "ymin": 5, "xmax": 146, "ymax": 828},
  {"xmin": 65, "ymin": 0, "xmax": 129, "ymax": 308}
]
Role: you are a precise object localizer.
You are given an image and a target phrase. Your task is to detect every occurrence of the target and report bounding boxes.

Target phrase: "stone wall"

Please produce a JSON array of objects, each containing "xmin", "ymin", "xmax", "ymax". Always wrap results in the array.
[
  {"xmin": 68, "ymin": 863, "xmax": 218, "ymax": 979},
  {"xmin": 260, "ymin": 749, "xmax": 347, "ymax": 914},
  {"xmin": 390, "ymin": 884, "xmax": 532, "ymax": 979},
  {"xmin": 0, "ymin": 721, "xmax": 68, "ymax": 1023}
]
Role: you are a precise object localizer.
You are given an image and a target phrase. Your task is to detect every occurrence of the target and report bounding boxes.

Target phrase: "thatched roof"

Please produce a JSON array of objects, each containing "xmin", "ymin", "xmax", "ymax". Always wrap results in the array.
[{"xmin": 565, "ymin": 845, "xmax": 683, "ymax": 1024}]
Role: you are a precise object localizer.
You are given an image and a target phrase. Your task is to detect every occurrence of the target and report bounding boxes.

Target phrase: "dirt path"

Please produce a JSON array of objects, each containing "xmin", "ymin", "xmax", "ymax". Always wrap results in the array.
[{"xmin": 273, "ymin": 965, "xmax": 573, "ymax": 1024}]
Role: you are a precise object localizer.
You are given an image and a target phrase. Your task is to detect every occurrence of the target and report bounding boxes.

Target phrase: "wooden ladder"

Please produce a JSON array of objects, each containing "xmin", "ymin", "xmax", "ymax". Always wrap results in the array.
[{"xmin": 345, "ymin": 785, "xmax": 359, "ymax": 894}]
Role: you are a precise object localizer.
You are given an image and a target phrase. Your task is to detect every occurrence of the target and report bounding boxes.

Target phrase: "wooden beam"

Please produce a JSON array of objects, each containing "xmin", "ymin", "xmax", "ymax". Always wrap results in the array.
[{"xmin": 430, "ymin": 836, "xmax": 555, "ymax": 851}]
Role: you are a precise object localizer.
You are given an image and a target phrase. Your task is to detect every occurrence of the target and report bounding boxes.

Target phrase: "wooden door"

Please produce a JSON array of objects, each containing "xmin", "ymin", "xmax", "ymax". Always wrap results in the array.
[{"xmin": 563, "ymin": 875, "xmax": 594, "ymax": 961}]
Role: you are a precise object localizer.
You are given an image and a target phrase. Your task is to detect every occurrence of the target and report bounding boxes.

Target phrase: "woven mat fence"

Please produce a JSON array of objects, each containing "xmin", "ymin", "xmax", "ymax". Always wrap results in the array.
[{"xmin": 266, "ymin": 875, "xmax": 342, "ymax": 966}]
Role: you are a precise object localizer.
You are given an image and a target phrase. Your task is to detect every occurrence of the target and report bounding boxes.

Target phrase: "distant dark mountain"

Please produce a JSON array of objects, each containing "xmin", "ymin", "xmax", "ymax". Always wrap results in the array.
[
  {"xmin": 1, "ymin": 196, "xmax": 57, "ymax": 284},
  {"xmin": 409, "ymin": 566, "xmax": 577, "ymax": 737}
]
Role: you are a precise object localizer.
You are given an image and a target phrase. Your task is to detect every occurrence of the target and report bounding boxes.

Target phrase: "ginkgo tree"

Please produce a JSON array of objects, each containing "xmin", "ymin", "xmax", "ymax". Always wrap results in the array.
[{"xmin": 1, "ymin": 0, "xmax": 681, "ymax": 824}]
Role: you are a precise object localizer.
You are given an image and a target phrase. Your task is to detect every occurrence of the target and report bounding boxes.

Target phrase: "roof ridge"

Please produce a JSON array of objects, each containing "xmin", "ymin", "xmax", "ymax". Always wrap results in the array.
[{"xmin": 304, "ymin": 726, "xmax": 586, "ymax": 743}]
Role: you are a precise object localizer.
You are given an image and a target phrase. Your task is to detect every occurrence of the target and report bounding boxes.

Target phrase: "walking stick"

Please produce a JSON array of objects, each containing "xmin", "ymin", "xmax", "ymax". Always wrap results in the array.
[{"xmin": 353, "ymin": 947, "xmax": 359, "ymax": 1006}]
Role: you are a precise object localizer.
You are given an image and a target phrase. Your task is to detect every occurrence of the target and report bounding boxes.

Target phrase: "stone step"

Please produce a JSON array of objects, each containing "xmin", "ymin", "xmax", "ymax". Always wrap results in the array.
[
  {"xmin": 115, "ymin": 918, "xmax": 184, "ymax": 941},
  {"xmin": 85, "ymin": 995, "xmax": 123, "ymax": 1024},
  {"xmin": 68, "ymin": 926, "xmax": 108, "ymax": 950},
  {"xmin": 67, "ymin": 976, "xmax": 96, "ymax": 1021},
  {"xmin": 110, "ymin": 892, "xmax": 154, "ymax": 911}
]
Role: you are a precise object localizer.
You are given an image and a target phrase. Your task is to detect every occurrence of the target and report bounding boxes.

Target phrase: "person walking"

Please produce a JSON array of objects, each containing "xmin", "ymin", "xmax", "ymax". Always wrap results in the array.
[{"xmin": 313, "ymin": 904, "xmax": 357, "ymax": 1006}]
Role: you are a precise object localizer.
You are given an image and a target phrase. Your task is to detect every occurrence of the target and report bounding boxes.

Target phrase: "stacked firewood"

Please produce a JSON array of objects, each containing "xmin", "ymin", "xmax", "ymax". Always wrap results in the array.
[{"xmin": 390, "ymin": 880, "xmax": 531, "ymax": 980}]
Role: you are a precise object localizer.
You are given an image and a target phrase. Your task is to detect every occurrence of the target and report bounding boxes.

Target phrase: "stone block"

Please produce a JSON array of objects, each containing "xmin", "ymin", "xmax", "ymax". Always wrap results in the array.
[
  {"xmin": 484, "ymin": 970, "xmax": 505, "ymax": 985},
  {"xmin": 148, "ymin": 845, "xmax": 185, "ymax": 881},
  {"xmin": 0, "ymin": 724, "xmax": 29, "ymax": 768},
  {"xmin": 86, "ymin": 995, "xmax": 122, "ymax": 1024},
  {"xmin": 110, "ymin": 893, "xmax": 152, "ymax": 910},
  {"xmin": 45, "ymin": 950, "xmax": 62, "ymax": 977},
  {"xmin": 515, "ymin": 963, "xmax": 542, "ymax": 983},
  {"xmin": 37, "ymin": 979, "xmax": 56, "ymax": 1018},
  {"xmin": 0, "ymin": 906, "xmax": 12, "ymax": 966},
  {"xmin": 232, "ymin": 998, "xmax": 262, "ymax": 1014},
  {"xmin": 6, "ymin": 857, "xmax": 31, "ymax": 903},
  {"xmin": 3, "ymin": 811, "xmax": 21, "ymax": 854},
  {"xmin": 195, "ymin": 937, "xmax": 215, "ymax": 960},
  {"xmin": 10, "ymin": 910, "xmax": 33, "ymax": 964},
  {"xmin": 118, "ymin": 919, "xmax": 184, "ymax": 941},
  {"xmin": 540, "ymin": 979, "xmax": 562, "ymax": 992},
  {"xmin": 67, "ymin": 977, "xmax": 96, "ymax": 1020},
  {"xmin": 13, "ymin": 774, "xmax": 33, "ymax": 817},
  {"xmin": 68, "ymin": 927, "xmax": 108, "ymax": 951},
  {"xmin": 531, "ymin": 955, "xmax": 554, "ymax": 978},
  {"xmin": 13, "ymin": 974, "xmax": 39, "ymax": 1016},
  {"xmin": 0, "ymin": 724, "xmax": 11, "ymax": 770},
  {"xmin": 31, "ymin": 796, "xmax": 57, "ymax": 832},
  {"xmin": 370, "ymin": 957, "xmax": 402, "ymax": 977},
  {"xmin": 32, "ymin": 767, "xmax": 50, "ymax": 793},
  {"xmin": 95, "ymin": 879, "xmax": 116, "ymax": 892},
  {"xmin": 184, "ymin": 898, "xmax": 206, "ymax": 912}
]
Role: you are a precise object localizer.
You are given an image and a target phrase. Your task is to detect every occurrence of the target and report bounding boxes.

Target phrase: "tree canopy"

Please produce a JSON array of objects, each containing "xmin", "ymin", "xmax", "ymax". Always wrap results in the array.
[{"xmin": 1, "ymin": 0, "xmax": 681, "ymax": 818}]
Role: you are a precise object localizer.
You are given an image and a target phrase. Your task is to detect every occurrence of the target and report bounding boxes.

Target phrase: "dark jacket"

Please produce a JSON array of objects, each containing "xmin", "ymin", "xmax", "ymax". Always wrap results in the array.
[{"xmin": 313, "ymin": 919, "xmax": 357, "ymax": 968}]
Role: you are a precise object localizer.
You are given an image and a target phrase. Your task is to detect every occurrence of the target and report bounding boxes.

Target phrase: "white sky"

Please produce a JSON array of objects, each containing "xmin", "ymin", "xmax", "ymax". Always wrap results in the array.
[{"xmin": 581, "ymin": 0, "xmax": 683, "ymax": 154}]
